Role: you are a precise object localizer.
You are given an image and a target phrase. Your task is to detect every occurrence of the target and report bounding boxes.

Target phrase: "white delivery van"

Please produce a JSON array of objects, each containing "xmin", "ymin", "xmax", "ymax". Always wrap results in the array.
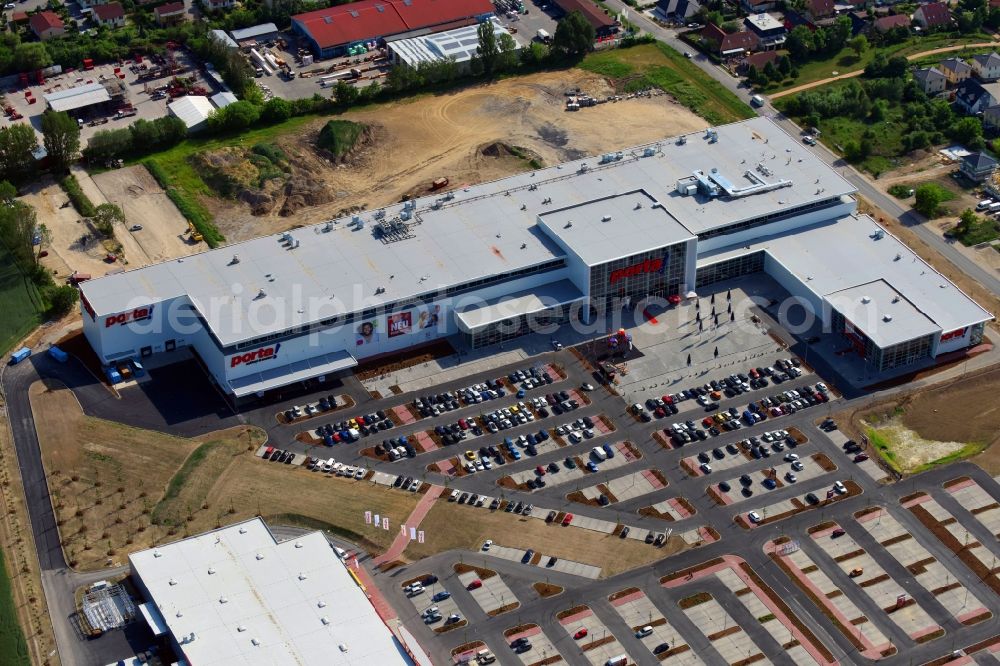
[
  {"xmin": 750, "ymin": 94, "xmax": 765, "ymax": 107},
  {"xmin": 591, "ymin": 446, "xmax": 607, "ymax": 461}
]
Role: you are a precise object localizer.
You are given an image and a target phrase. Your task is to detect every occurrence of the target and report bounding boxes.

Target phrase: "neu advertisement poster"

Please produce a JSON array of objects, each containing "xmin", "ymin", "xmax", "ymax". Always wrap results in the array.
[{"xmin": 387, "ymin": 311, "xmax": 412, "ymax": 338}]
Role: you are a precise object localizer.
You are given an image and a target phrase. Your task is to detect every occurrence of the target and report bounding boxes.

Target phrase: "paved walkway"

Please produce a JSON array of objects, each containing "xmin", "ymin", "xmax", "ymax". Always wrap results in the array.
[
  {"xmin": 771, "ymin": 42, "xmax": 1000, "ymax": 99},
  {"xmin": 373, "ymin": 484, "xmax": 443, "ymax": 566}
]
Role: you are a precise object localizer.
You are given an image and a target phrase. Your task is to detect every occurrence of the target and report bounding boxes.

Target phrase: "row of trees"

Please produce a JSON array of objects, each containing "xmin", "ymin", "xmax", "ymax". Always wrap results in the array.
[{"xmin": 0, "ymin": 110, "xmax": 80, "ymax": 183}]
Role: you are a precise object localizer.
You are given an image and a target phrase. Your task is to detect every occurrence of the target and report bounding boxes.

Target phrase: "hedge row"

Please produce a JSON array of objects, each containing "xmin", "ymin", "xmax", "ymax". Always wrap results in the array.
[
  {"xmin": 59, "ymin": 175, "xmax": 96, "ymax": 218},
  {"xmin": 143, "ymin": 160, "xmax": 225, "ymax": 248}
]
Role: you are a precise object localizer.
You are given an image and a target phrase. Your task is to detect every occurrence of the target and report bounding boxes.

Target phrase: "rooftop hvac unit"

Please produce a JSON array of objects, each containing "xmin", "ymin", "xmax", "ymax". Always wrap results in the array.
[
  {"xmin": 400, "ymin": 210, "xmax": 411, "ymax": 221},
  {"xmin": 861, "ymin": 296, "xmax": 871, "ymax": 304},
  {"xmin": 614, "ymin": 152, "xmax": 624, "ymax": 161},
  {"xmin": 883, "ymin": 315, "xmax": 893, "ymax": 322},
  {"xmin": 374, "ymin": 209, "xmax": 386, "ymax": 219},
  {"xmin": 579, "ymin": 163, "xmax": 589, "ymax": 173},
  {"xmin": 676, "ymin": 136, "xmax": 687, "ymax": 145},
  {"xmin": 601, "ymin": 215, "xmax": 612, "ymax": 222}
]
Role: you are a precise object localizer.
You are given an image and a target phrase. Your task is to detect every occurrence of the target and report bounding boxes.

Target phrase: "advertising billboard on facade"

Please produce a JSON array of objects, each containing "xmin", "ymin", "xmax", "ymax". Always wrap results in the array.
[{"xmin": 387, "ymin": 311, "xmax": 413, "ymax": 338}]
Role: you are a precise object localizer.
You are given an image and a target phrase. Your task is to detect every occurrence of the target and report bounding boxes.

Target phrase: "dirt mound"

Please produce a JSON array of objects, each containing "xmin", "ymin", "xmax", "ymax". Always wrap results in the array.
[{"xmin": 280, "ymin": 176, "xmax": 336, "ymax": 216}]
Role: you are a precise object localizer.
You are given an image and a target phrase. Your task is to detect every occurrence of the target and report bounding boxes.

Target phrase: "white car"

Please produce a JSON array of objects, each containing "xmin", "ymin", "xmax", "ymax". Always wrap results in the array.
[
  {"xmin": 353, "ymin": 468, "xmax": 366, "ymax": 479},
  {"xmin": 833, "ymin": 481, "xmax": 847, "ymax": 495},
  {"xmin": 748, "ymin": 511, "xmax": 762, "ymax": 523}
]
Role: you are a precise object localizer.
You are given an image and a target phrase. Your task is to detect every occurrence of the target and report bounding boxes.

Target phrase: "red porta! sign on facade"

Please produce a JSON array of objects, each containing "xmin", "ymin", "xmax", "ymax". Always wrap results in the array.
[
  {"xmin": 609, "ymin": 257, "xmax": 665, "ymax": 285},
  {"xmin": 104, "ymin": 305, "xmax": 154, "ymax": 328},
  {"xmin": 230, "ymin": 343, "xmax": 281, "ymax": 368},
  {"xmin": 940, "ymin": 327, "xmax": 968, "ymax": 341}
]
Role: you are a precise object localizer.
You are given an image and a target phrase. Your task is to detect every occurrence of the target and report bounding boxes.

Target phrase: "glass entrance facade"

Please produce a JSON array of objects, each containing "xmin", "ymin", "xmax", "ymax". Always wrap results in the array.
[{"xmin": 588, "ymin": 244, "xmax": 688, "ymax": 315}]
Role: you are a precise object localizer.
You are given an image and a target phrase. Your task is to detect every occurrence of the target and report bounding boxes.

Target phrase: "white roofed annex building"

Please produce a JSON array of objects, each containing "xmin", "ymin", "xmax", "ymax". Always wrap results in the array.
[{"xmin": 79, "ymin": 118, "xmax": 992, "ymax": 403}]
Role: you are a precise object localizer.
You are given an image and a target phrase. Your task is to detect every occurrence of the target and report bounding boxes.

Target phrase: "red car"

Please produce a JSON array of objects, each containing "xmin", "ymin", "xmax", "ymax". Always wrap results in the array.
[
  {"xmin": 458, "ymin": 418, "xmax": 469, "ymax": 430},
  {"xmin": 574, "ymin": 628, "xmax": 588, "ymax": 640},
  {"xmin": 467, "ymin": 579, "xmax": 482, "ymax": 590},
  {"xmin": 662, "ymin": 394, "xmax": 673, "ymax": 405},
  {"xmin": 263, "ymin": 446, "xmax": 274, "ymax": 458},
  {"xmin": 853, "ymin": 453, "xmax": 869, "ymax": 462},
  {"xmin": 535, "ymin": 465, "xmax": 546, "ymax": 476},
  {"xmin": 702, "ymin": 417, "xmax": 714, "ymax": 427},
  {"xmin": 562, "ymin": 513, "xmax": 574, "ymax": 526}
]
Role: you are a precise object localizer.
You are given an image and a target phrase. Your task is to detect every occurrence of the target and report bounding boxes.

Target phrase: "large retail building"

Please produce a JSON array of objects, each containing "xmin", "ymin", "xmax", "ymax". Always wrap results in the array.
[{"xmin": 79, "ymin": 117, "xmax": 993, "ymax": 401}]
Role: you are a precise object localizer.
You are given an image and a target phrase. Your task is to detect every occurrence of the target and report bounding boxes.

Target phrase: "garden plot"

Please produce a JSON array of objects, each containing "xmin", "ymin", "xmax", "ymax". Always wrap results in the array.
[
  {"xmin": 768, "ymin": 539, "xmax": 894, "ymax": 659},
  {"xmin": 610, "ymin": 589, "xmax": 700, "ymax": 664},
  {"xmin": 680, "ymin": 594, "xmax": 768, "ymax": 665},
  {"xmin": 504, "ymin": 624, "xmax": 563, "ymax": 666},
  {"xmin": 456, "ymin": 569, "xmax": 519, "ymax": 616},
  {"xmin": 855, "ymin": 506, "xmax": 991, "ymax": 626},
  {"xmin": 404, "ymin": 579, "xmax": 461, "ymax": 625},
  {"xmin": 809, "ymin": 523, "xmax": 941, "ymax": 642},
  {"xmin": 506, "ymin": 441, "xmax": 640, "ymax": 491},
  {"xmin": 713, "ymin": 568, "xmax": 821, "ymax": 666},
  {"xmin": 557, "ymin": 606, "xmax": 630, "ymax": 666},
  {"xmin": 946, "ymin": 477, "xmax": 1000, "ymax": 538}
]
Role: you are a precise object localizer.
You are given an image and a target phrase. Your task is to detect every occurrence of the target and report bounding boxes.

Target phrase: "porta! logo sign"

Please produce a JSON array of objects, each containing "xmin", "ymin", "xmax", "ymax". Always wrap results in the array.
[
  {"xmin": 940, "ymin": 327, "xmax": 968, "ymax": 342},
  {"xmin": 230, "ymin": 343, "xmax": 281, "ymax": 368},
  {"xmin": 105, "ymin": 305, "xmax": 154, "ymax": 328},
  {"xmin": 609, "ymin": 256, "xmax": 666, "ymax": 285}
]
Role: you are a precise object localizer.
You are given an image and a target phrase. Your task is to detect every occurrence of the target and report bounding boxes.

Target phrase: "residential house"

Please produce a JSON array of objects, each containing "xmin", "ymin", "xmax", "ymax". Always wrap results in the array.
[
  {"xmin": 9, "ymin": 10, "xmax": 29, "ymax": 24},
  {"xmin": 93, "ymin": 2, "xmax": 125, "ymax": 27},
  {"xmin": 939, "ymin": 58, "xmax": 973, "ymax": 85},
  {"xmin": 955, "ymin": 78, "xmax": 997, "ymax": 115},
  {"xmin": 744, "ymin": 13, "xmax": 786, "ymax": 50},
  {"xmin": 740, "ymin": 0, "xmax": 777, "ymax": 14},
  {"xmin": 913, "ymin": 2, "xmax": 951, "ymax": 29},
  {"xmin": 848, "ymin": 10, "xmax": 870, "ymax": 35},
  {"xmin": 701, "ymin": 23, "xmax": 759, "ymax": 57},
  {"xmin": 873, "ymin": 14, "xmax": 911, "ymax": 33},
  {"xmin": 971, "ymin": 52, "xmax": 1000, "ymax": 82},
  {"xmin": 912, "ymin": 67, "xmax": 947, "ymax": 95},
  {"xmin": 29, "ymin": 11, "xmax": 65, "ymax": 40},
  {"xmin": 656, "ymin": 0, "xmax": 701, "ymax": 21},
  {"xmin": 154, "ymin": 1, "xmax": 186, "ymax": 25},
  {"xmin": 984, "ymin": 104, "xmax": 1000, "ymax": 132},
  {"xmin": 739, "ymin": 50, "xmax": 780, "ymax": 74},
  {"xmin": 959, "ymin": 152, "xmax": 998, "ymax": 183},
  {"xmin": 805, "ymin": 0, "xmax": 835, "ymax": 22}
]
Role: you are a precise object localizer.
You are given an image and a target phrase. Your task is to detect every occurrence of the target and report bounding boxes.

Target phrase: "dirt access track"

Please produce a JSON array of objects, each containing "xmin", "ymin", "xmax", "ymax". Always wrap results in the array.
[{"xmin": 210, "ymin": 69, "xmax": 709, "ymax": 241}]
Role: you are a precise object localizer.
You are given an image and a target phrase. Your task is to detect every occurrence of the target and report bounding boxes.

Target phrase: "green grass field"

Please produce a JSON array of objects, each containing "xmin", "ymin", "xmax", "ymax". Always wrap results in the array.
[
  {"xmin": 0, "ymin": 244, "xmax": 45, "ymax": 357},
  {"xmin": 0, "ymin": 549, "xmax": 30, "ymax": 666},
  {"xmin": 581, "ymin": 43, "xmax": 755, "ymax": 125}
]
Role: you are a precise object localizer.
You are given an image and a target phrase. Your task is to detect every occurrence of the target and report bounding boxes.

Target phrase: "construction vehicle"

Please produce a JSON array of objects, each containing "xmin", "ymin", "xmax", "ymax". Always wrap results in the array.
[{"xmin": 187, "ymin": 222, "xmax": 203, "ymax": 243}]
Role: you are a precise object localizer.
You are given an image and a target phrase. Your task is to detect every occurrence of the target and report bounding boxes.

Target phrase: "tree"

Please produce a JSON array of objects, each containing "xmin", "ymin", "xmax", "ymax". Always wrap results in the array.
[
  {"xmin": 954, "ymin": 207, "xmax": 979, "ymax": 236},
  {"xmin": 0, "ymin": 181, "xmax": 15, "ymax": 204},
  {"xmin": 84, "ymin": 128, "xmax": 132, "ymax": 163},
  {"xmin": 497, "ymin": 32, "xmax": 519, "ymax": 72},
  {"xmin": 476, "ymin": 19, "xmax": 500, "ymax": 74},
  {"xmin": 763, "ymin": 61, "xmax": 780, "ymax": 82},
  {"xmin": 333, "ymin": 79, "xmax": 359, "ymax": 105},
  {"xmin": 552, "ymin": 10, "xmax": 595, "ymax": 58},
  {"xmin": 777, "ymin": 55, "xmax": 792, "ymax": 76},
  {"xmin": 208, "ymin": 100, "xmax": 260, "ymax": 132},
  {"xmin": 914, "ymin": 183, "xmax": 947, "ymax": 217},
  {"xmin": 46, "ymin": 285, "xmax": 79, "ymax": 318},
  {"xmin": 261, "ymin": 97, "xmax": 292, "ymax": 123},
  {"xmin": 0, "ymin": 200, "xmax": 38, "ymax": 272},
  {"xmin": 0, "ymin": 124, "xmax": 38, "ymax": 183},
  {"xmin": 41, "ymin": 111, "xmax": 80, "ymax": 173},
  {"xmin": 848, "ymin": 34, "xmax": 868, "ymax": 57},
  {"xmin": 92, "ymin": 203, "xmax": 125, "ymax": 237},
  {"xmin": 13, "ymin": 43, "xmax": 52, "ymax": 73},
  {"xmin": 950, "ymin": 116, "xmax": 984, "ymax": 147},
  {"xmin": 786, "ymin": 25, "xmax": 814, "ymax": 62}
]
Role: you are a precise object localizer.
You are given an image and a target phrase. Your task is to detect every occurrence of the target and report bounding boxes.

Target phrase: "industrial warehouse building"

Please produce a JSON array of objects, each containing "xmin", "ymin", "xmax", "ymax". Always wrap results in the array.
[
  {"xmin": 130, "ymin": 518, "xmax": 415, "ymax": 665},
  {"xmin": 79, "ymin": 117, "xmax": 993, "ymax": 402},
  {"xmin": 387, "ymin": 17, "xmax": 519, "ymax": 69},
  {"xmin": 292, "ymin": 0, "xmax": 494, "ymax": 58}
]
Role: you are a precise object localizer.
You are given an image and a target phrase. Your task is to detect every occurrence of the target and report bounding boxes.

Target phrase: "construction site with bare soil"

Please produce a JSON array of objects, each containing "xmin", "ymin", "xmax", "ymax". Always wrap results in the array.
[{"xmin": 201, "ymin": 69, "xmax": 708, "ymax": 241}]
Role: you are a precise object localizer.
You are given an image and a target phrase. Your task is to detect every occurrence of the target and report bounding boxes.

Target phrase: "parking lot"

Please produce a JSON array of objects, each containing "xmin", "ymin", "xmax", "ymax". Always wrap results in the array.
[{"xmin": 557, "ymin": 606, "xmax": 629, "ymax": 666}]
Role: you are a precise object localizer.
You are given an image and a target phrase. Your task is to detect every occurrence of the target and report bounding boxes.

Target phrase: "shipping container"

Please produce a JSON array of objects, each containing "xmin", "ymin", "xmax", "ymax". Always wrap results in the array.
[
  {"xmin": 48, "ymin": 346, "xmax": 68, "ymax": 363},
  {"xmin": 9, "ymin": 347, "xmax": 30, "ymax": 364}
]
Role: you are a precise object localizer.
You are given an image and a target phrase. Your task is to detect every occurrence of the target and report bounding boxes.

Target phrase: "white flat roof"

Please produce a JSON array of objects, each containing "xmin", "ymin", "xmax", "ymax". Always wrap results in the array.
[
  {"xmin": 231, "ymin": 23, "xmax": 278, "ymax": 41},
  {"xmin": 699, "ymin": 214, "xmax": 994, "ymax": 347},
  {"xmin": 80, "ymin": 117, "xmax": 854, "ymax": 345},
  {"xmin": 169, "ymin": 95, "xmax": 215, "ymax": 128},
  {"xmin": 538, "ymin": 190, "xmax": 694, "ymax": 265},
  {"xmin": 746, "ymin": 13, "xmax": 784, "ymax": 31},
  {"xmin": 44, "ymin": 82, "xmax": 110, "ymax": 112},
  {"xmin": 389, "ymin": 18, "xmax": 517, "ymax": 67},
  {"xmin": 129, "ymin": 518, "xmax": 410, "ymax": 666},
  {"xmin": 455, "ymin": 279, "xmax": 583, "ymax": 331}
]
